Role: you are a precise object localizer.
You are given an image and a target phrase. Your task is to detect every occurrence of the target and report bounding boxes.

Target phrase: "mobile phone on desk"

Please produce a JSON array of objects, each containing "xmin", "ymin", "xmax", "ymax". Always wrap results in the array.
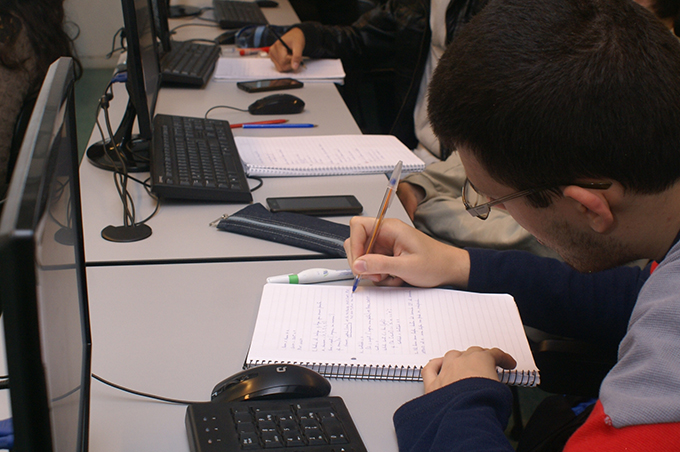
[
  {"xmin": 267, "ymin": 195, "xmax": 363, "ymax": 216},
  {"xmin": 237, "ymin": 78, "xmax": 304, "ymax": 93}
]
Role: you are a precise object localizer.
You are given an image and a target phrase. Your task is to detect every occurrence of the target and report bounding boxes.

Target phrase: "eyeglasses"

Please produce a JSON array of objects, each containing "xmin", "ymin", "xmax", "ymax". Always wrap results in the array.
[{"xmin": 462, "ymin": 178, "xmax": 613, "ymax": 220}]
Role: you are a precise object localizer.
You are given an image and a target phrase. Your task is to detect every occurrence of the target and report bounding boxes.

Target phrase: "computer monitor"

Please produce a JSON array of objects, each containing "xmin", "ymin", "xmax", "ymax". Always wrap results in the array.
[
  {"xmin": 86, "ymin": 0, "xmax": 161, "ymax": 172},
  {"xmin": 151, "ymin": 0, "xmax": 173, "ymax": 54},
  {"xmin": 0, "ymin": 57, "xmax": 92, "ymax": 452}
]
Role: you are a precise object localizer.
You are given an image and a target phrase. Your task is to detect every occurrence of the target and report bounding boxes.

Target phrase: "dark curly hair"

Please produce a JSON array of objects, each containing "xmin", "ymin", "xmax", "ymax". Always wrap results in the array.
[{"xmin": 0, "ymin": 0, "xmax": 80, "ymax": 77}]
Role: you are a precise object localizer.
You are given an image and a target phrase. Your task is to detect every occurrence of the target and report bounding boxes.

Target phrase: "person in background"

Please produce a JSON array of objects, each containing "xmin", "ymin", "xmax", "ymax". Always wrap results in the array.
[
  {"xmin": 270, "ymin": 0, "xmax": 679, "ymax": 256},
  {"xmin": 344, "ymin": 0, "xmax": 680, "ymax": 449},
  {"xmin": 0, "ymin": 0, "xmax": 80, "ymax": 200}
]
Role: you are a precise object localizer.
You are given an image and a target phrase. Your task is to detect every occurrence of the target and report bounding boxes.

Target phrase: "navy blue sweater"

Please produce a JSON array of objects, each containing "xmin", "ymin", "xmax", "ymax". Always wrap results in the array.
[{"xmin": 392, "ymin": 248, "xmax": 651, "ymax": 451}]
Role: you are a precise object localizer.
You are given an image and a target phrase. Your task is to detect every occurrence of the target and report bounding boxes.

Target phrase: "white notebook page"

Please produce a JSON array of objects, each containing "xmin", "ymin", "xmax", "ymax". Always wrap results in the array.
[
  {"xmin": 213, "ymin": 58, "xmax": 345, "ymax": 82},
  {"xmin": 247, "ymin": 284, "xmax": 538, "ymax": 374},
  {"xmin": 234, "ymin": 135, "xmax": 425, "ymax": 176}
]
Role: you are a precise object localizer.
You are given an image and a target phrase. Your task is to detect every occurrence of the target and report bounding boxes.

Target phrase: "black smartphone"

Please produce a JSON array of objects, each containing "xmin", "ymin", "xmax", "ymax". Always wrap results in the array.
[
  {"xmin": 266, "ymin": 195, "xmax": 363, "ymax": 216},
  {"xmin": 237, "ymin": 78, "xmax": 304, "ymax": 93}
]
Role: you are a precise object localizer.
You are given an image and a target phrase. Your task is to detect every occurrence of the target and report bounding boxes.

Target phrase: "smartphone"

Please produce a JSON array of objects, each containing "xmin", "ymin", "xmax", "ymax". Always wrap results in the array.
[
  {"xmin": 267, "ymin": 195, "xmax": 363, "ymax": 216},
  {"xmin": 237, "ymin": 78, "xmax": 304, "ymax": 93}
]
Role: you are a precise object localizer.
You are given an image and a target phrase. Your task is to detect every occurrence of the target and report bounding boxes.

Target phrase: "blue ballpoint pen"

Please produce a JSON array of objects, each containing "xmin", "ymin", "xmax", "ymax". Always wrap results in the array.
[
  {"xmin": 352, "ymin": 160, "xmax": 403, "ymax": 292},
  {"xmin": 242, "ymin": 123, "xmax": 317, "ymax": 129}
]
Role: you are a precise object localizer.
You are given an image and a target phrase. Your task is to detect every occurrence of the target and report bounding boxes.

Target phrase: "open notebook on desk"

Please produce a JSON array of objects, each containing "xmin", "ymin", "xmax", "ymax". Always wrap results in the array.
[
  {"xmin": 244, "ymin": 284, "xmax": 540, "ymax": 386},
  {"xmin": 213, "ymin": 57, "xmax": 345, "ymax": 83},
  {"xmin": 234, "ymin": 134, "xmax": 426, "ymax": 176}
]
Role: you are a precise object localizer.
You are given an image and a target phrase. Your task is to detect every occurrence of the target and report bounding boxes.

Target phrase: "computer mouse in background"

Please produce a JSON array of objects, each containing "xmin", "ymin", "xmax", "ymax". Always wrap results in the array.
[
  {"xmin": 210, "ymin": 364, "xmax": 331, "ymax": 403},
  {"xmin": 255, "ymin": 0, "xmax": 279, "ymax": 7},
  {"xmin": 248, "ymin": 94, "xmax": 305, "ymax": 115}
]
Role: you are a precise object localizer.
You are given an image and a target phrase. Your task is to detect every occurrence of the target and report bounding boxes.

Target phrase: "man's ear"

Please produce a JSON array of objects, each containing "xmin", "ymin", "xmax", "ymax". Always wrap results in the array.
[{"xmin": 562, "ymin": 185, "xmax": 615, "ymax": 233}]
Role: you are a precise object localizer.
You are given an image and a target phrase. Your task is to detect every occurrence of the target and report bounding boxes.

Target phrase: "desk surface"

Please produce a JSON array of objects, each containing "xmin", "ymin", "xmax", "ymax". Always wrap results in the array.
[
  {"xmin": 80, "ymin": 38, "xmax": 412, "ymax": 265},
  {"xmin": 87, "ymin": 260, "xmax": 422, "ymax": 452}
]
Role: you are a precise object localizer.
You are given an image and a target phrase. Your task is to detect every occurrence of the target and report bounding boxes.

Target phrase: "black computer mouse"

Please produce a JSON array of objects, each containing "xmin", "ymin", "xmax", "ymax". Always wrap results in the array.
[
  {"xmin": 255, "ymin": 0, "xmax": 279, "ymax": 7},
  {"xmin": 248, "ymin": 94, "xmax": 305, "ymax": 115},
  {"xmin": 210, "ymin": 364, "xmax": 331, "ymax": 403}
]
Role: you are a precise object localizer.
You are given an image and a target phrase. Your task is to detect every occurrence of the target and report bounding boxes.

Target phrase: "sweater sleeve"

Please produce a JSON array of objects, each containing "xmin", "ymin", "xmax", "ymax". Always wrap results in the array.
[
  {"xmin": 293, "ymin": 0, "xmax": 428, "ymax": 68},
  {"xmin": 393, "ymin": 377, "xmax": 515, "ymax": 452},
  {"xmin": 466, "ymin": 248, "xmax": 650, "ymax": 348}
]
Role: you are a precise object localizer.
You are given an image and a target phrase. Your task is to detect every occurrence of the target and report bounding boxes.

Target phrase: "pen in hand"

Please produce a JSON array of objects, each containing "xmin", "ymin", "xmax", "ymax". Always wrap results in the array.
[
  {"xmin": 352, "ymin": 160, "xmax": 403, "ymax": 292},
  {"xmin": 268, "ymin": 25, "xmax": 305, "ymax": 68}
]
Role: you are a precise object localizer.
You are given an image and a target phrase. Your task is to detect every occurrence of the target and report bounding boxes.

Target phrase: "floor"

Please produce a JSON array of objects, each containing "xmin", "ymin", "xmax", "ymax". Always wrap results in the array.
[{"xmin": 72, "ymin": 67, "xmax": 551, "ymax": 446}]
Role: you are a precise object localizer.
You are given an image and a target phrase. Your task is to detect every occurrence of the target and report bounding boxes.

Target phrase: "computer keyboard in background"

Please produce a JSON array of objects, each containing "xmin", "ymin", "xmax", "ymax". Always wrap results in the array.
[
  {"xmin": 212, "ymin": 0, "xmax": 269, "ymax": 29},
  {"xmin": 186, "ymin": 396, "xmax": 367, "ymax": 451},
  {"xmin": 150, "ymin": 114, "xmax": 253, "ymax": 203},
  {"xmin": 161, "ymin": 41, "xmax": 221, "ymax": 87}
]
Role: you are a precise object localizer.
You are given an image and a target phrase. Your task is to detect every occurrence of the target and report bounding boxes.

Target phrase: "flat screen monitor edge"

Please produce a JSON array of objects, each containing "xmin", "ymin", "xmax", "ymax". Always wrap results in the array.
[
  {"xmin": 86, "ymin": 0, "xmax": 161, "ymax": 172},
  {"xmin": 0, "ymin": 56, "xmax": 92, "ymax": 452}
]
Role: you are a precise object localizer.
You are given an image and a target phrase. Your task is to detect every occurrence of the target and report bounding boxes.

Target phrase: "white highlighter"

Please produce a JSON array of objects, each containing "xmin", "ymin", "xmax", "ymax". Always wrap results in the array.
[{"xmin": 267, "ymin": 268, "xmax": 354, "ymax": 284}]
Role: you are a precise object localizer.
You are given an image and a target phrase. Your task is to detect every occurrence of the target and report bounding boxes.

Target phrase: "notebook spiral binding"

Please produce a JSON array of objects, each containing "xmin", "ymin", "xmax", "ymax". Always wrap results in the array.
[{"xmin": 246, "ymin": 360, "xmax": 540, "ymax": 385}]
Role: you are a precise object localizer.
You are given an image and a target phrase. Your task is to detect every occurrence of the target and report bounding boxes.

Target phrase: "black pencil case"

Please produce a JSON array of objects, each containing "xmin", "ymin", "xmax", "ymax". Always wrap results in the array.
[{"xmin": 215, "ymin": 203, "xmax": 349, "ymax": 257}]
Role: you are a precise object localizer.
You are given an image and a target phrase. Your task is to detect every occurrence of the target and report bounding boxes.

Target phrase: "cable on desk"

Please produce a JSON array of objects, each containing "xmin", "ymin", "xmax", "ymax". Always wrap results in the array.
[
  {"xmin": 204, "ymin": 105, "xmax": 249, "ymax": 118},
  {"xmin": 93, "ymin": 374, "xmax": 201, "ymax": 405},
  {"xmin": 94, "ymin": 88, "xmax": 160, "ymax": 232},
  {"xmin": 248, "ymin": 175, "xmax": 264, "ymax": 191},
  {"xmin": 170, "ymin": 22, "xmax": 220, "ymax": 34}
]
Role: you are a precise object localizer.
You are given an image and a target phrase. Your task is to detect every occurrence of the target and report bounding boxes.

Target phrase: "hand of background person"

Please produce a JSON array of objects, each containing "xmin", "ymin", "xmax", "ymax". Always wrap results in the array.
[
  {"xmin": 422, "ymin": 347, "xmax": 517, "ymax": 393},
  {"xmin": 269, "ymin": 28, "xmax": 305, "ymax": 71},
  {"xmin": 397, "ymin": 181, "xmax": 425, "ymax": 221},
  {"xmin": 344, "ymin": 217, "xmax": 471, "ymax": 288}
]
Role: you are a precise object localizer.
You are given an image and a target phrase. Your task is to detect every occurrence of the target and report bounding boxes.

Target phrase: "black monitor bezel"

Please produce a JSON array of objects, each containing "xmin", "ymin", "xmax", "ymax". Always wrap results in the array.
[
  {"xmin": 0, "ymin": 56, "xmax": 92, "ymax": 452},
  {"xmin": 121, "ymin": 0, "xmax": 162, "ymax": 143}
]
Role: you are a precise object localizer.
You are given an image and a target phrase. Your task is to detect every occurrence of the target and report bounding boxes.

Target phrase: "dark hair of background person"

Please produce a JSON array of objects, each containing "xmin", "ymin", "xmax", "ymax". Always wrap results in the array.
[
  {"xmin": 428, "ymin": 0, "xmax": 680, "ymax": 207},
  {"xmin": 0, "ymin": 0, "xmax": 81, "ymax": 77}
]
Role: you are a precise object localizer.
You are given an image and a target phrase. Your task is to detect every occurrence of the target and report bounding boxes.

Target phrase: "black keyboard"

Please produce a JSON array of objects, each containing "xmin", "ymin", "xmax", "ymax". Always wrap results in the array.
[
  {"xmin": 150, "ymin": 114, "xmax": 253, "ymax": 203},
  {"xmin": 212, "ymin": 0, "xmax": 268, "ymax": 29},
  {"xmin": 161, "ymin": 41, "xmax": 221, "ymax": 87},
  {"xmin": 185, "ymin": 397, "xmax": 367, "ymax": 452}
]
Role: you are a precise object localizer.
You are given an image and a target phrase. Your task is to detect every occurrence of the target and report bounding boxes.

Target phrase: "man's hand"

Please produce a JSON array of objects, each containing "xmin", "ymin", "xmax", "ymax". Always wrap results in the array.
[
  {"xmin": 269, "ymin": 28, "xmax": 305, "ymax": 71},
  {"xmin": 344, "ymin": 217, "xmax": 471, "ymax": 289},
  {"xmin": 422, "ymin": 347, "xmax": 517, "ymax": 393}
]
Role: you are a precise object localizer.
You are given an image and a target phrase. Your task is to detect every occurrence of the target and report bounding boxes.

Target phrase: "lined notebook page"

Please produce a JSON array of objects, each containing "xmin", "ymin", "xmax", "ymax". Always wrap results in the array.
[
  {"xmin": 234, "ymin": 135, "xmax": 426, "ymax": 177},
  {"xmin": 246, "ymin": 284, "xmax": 539, "ymax": 385},
  {"xmin": 213, "ymin": 58, "xmax": 345, "ymax": 83}
]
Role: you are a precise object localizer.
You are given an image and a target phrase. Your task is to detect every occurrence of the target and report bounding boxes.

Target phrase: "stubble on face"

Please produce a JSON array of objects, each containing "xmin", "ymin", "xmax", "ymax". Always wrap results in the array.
[{"xmin": 538, "ymin": 218, "xmax": 635, "ymax": 273}]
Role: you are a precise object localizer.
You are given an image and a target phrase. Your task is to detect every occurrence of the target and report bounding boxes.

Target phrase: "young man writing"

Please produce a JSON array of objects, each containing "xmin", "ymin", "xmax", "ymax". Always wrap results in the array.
[{"xmin": 344, "ymin": 0, "xmax": 680, "ymax": 449}]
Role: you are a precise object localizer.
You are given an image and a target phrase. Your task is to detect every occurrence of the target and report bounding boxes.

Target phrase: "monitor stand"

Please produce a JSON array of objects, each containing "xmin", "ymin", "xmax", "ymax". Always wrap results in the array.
[
  {"xmin": 86, "ymin": 100, "xmax": 150, "ymax": 173},
  {"xmin": 168, "ymin": 4, "xmax": 201, "ymax": 18}
]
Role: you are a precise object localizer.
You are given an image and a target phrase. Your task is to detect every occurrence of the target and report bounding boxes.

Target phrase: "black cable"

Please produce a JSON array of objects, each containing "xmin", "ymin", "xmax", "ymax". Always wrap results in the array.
[
  {"xmin": 169, "ymin": 22, "xmax": 219, "ymax": 34},
  {"xmin": 95, "ymin": 90, "xmax": 160, "ymax": 229},
  {"xmin": 248, "ymin": 176, "xmax": 264, "ymax": 192},
  {"xmin": 92, "ymin": 374, "xmax": 201, "ymax": 405},
  {"xmin": 106, "ymin": 27, "xmax": 126, "ymax": 59},
  {"xmin": 204, "ymin": 105, "xmax": 249, "ymax": 118}
]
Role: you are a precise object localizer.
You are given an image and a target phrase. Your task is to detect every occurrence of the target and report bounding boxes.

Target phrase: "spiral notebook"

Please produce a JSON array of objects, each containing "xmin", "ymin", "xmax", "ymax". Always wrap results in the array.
[
  {"xmin": 233, "ymin": 135, "xmax": 426, "ymax": 177},
  {"xmin": 245, "ymin": 284, "xmax": 540, "ymax": 386}
]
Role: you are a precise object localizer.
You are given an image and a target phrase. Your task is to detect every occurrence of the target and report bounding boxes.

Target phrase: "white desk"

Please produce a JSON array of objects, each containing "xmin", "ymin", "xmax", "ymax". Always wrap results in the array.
[
  {"xmin": 79, "ymin": 3, "xmax": 420, "ymax": 452},
  {"xmin": 80, "ymin": 28, "xmax": 412, "ymax": 265},
  {"xmin": 87, "ymin": 260, "xmax": 422, "ymax": 452}
]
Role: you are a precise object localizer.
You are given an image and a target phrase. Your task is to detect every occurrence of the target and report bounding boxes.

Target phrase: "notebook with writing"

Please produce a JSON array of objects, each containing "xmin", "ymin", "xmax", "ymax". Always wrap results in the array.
[
  {"xmin": 244, "ymin": 284, "xmax": 540, "ymax": 386},
  {"xmin": 233, "ymin": 135, "xmax": 426, "ymax": 177}
]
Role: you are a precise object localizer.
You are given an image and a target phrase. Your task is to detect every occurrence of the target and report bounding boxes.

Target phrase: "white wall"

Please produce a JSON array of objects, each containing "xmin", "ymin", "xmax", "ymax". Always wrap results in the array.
[{"xmin": 65, "ymin": 0, "xmax": 123, "ymax": 69}]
